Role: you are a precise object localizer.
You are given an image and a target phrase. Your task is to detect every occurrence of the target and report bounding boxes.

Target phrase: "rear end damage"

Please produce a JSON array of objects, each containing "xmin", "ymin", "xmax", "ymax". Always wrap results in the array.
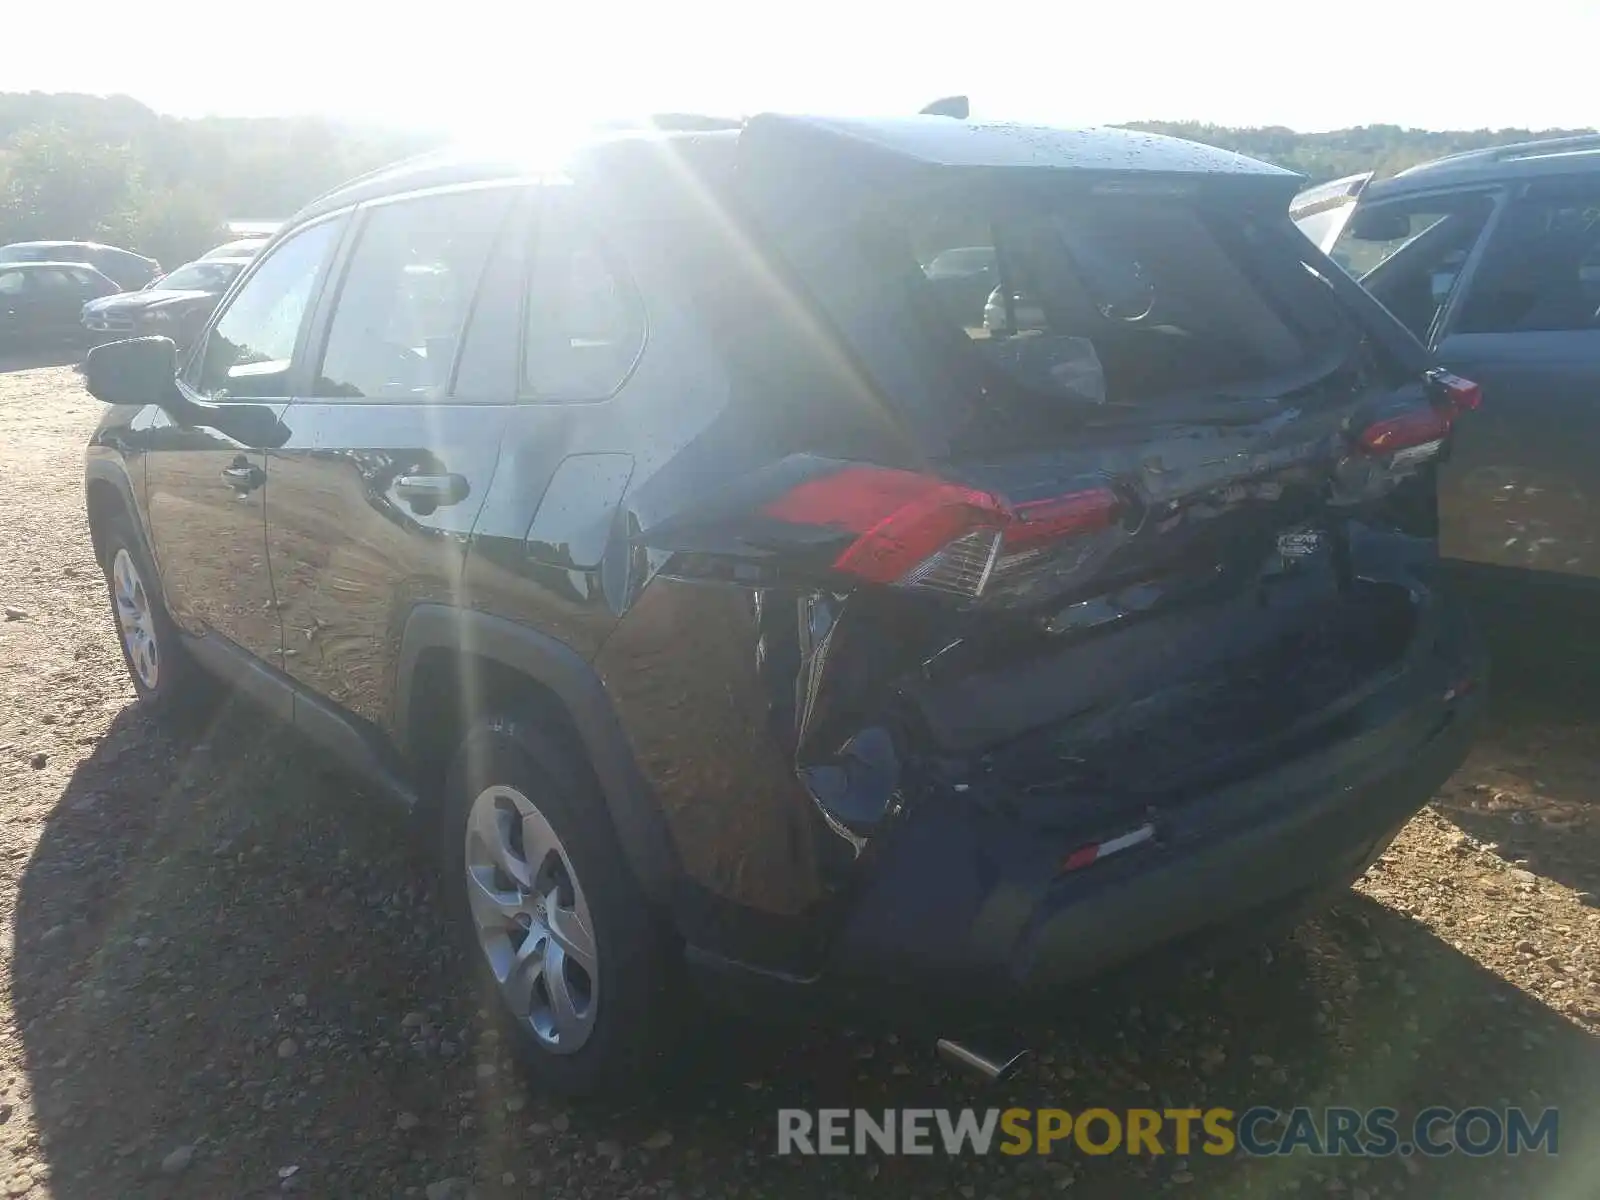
[{"xmin": 616, "ymin": 119, "xmax": 1486, "ymax": 1005}]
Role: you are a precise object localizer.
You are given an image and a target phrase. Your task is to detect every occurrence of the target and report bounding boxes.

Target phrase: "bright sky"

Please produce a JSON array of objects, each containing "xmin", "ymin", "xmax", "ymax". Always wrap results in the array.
[{"xmin": 10, "ymin": 0, "xmax": 1598, "ymax": 135}]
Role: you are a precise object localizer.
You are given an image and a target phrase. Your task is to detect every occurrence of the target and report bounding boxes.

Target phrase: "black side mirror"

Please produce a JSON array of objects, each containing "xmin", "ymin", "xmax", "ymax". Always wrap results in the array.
[
  {"xmin": 83, "ymin": 336, "xmax": 178, "ymax": 407},
  {"xmin": 1348, "ymin": 207, "xmax": 1413, "ymax": 243}
]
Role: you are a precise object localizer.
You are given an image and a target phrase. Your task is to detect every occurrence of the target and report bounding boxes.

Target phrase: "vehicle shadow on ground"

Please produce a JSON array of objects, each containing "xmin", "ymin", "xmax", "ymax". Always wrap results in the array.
[
  {"xmin": 1433, "ymin": 596, "xmax": 1600, "ymax": 899},
  {"xmin": 0, "ymin": 347, "xmax": 84, "ymax": 375},
  {"xmin": 11, "ymin": 692, "xmax": 1599, "ymax": 1198}
]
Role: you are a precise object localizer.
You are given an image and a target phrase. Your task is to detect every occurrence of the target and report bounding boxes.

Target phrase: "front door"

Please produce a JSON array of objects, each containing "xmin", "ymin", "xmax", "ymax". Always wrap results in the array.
[
  {"xmin": 265, "ymin": 185, "xmax": 520, "ymax": 731},
  {"xmin": 1430, "ymin": 179, "xmax": 1600, "ymax": 578},
  {"xmin": 141, "ymin": 215, "xmax": 346, "ymax": 699}
]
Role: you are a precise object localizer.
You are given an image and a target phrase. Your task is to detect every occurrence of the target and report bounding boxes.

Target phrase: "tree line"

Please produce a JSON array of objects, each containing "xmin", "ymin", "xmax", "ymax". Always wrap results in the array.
[
  {"xmin": 0, "ymin": 92, "xmax": 433, "ymax": 269},
  {"xmin": 0, "ymin": 91, "xmax": 1591, "ymax": 271}
]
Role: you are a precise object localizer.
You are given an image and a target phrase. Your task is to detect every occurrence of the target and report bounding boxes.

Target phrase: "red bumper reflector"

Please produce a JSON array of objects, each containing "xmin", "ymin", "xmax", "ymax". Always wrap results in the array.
[{"xmin": 1059, "ymin": 823, "xmax": 1156, "ymax": 873}]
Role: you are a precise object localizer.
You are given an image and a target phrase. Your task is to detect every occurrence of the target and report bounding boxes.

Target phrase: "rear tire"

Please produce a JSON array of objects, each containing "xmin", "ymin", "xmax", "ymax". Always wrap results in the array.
[
  {"xmin": 438, "ymin": 712, "xmax": 681, "ymax": 1096},
  {"xmin": 99, "ymin": 517, "xmax": 205, "ymax": 713}
]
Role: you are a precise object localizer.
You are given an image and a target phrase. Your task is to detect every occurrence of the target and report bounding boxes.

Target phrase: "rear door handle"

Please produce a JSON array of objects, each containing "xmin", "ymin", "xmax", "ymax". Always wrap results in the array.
[
  {"xmin": 221, "ymin": 461, "xmax": 266, "ymax": 491},
  {"xmin": 394, "ymin": 473, "xmax": 469, "ymax": 511}
]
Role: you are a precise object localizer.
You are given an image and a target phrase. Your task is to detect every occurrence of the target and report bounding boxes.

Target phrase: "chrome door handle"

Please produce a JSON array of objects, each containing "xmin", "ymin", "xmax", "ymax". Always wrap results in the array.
[{"xmin": 393, "ymin": 473, "xmax": 468, "ymax": 509}]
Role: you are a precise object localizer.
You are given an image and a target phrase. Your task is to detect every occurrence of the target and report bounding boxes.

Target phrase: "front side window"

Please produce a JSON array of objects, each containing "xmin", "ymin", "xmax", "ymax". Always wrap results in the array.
[
  {"xmin": 0, "ymin": 271, "xmax": 25, "ymax": 295},
  {"xmin": 190, "ymin": 219, "xmax": 342, "ymax": 400},
  {"xmin": 523, "ymin": 205, "xmax": 645, "ymax": 401},
  {"xmin": 1324, "ymin": 192, "xmax": 1494, "ymax": 341},
  {"xmin": 1455, "ymin": 189, "xmax": 1600, "ymax": 334},
  {"xmin": 314, "ymin": 187, "xmax": 513, "ymax": 401}
]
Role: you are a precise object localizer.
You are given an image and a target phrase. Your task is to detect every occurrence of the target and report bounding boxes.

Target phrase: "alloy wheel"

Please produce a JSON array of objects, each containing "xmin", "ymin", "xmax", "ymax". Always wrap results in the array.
[
  {"xmin": 112, "ymin": 547, "xmax": 160, "ymax": 691},
  {"xmin": 463, "ymin": 785, "xmax": 599, "ymax": 1053}
]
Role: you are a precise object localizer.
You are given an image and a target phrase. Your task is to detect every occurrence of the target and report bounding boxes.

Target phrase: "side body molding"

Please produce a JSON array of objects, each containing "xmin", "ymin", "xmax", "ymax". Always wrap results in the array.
[{"xmin": 395, "ymin": 604, "xmax": 680, "ymax": 902}]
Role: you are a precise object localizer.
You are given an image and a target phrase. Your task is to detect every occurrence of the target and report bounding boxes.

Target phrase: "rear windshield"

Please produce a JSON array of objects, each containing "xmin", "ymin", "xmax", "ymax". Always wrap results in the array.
[
  {"xmin": 633, "ymin": 172, "xmax": 1362, "ymax": 459},
  {"xmin": 867, "ymin": 192, "xmax": 1347, "ymax": 411}
]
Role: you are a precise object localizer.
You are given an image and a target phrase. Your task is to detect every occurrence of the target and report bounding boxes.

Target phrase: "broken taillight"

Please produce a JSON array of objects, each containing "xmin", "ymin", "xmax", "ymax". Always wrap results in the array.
[
  {"xmin": 761, "ymin": 465, "xmax": 1120, "ymax": 599},
  {"xmin": 1357, "ymin": 406, "xmax": 1452, "ymax": 456},
  {"xmin": 1354, "ymin": 371, "xmax": 1480, "ymax": 469}
]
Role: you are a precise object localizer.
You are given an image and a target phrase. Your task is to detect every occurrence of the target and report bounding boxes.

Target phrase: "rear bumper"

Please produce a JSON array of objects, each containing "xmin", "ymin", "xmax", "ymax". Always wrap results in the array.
[
  {"xmin": 830, "ymin": 598, "xmax": 1483, "ymax": 1013},
  {"xmin": 693, "ymin": 582, "xmax": 1485, "ymax": 1021}
]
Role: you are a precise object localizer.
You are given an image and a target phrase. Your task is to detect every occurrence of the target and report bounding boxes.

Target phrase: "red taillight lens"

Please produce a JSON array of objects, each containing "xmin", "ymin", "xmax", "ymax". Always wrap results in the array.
[
  {"xmin": 1358, "ymin": 406, "xmax": 1452, "ymax": 455},
  {"xmin": 1007, "ymin": 489, "xmax": 1120, "ymax": 549},
  {"xmin": 760, "ymin": 465, "xmax": 1119, "ymax": 597},
  {"xmin": 762, "ymin": 467, "xmax": 1005, "ymax": 585}
]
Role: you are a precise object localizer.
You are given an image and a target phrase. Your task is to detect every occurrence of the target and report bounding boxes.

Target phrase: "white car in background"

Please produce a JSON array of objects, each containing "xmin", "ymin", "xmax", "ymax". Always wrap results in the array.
[{"xmin": 200, "ymin": 237, "xmax": 271, "ymax": 261}]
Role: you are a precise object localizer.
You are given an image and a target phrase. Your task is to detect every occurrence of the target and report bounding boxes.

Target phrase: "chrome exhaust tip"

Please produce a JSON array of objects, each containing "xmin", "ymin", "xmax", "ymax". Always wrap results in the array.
[{"xmin": 936, "ymin": 1037, "xmax": 1029, "ymax": 1084}]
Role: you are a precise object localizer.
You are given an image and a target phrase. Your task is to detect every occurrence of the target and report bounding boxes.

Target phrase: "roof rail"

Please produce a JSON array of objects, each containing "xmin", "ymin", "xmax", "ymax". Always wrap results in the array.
[
  {"xmin": 593, "ymin": 113, "xmax": 744, "ymax": 132},
  {"xmin": 1485, "ymin": 132, "xmax": 1600, "ymax": 160},
  {"xmin": 1404, "ymin": 132, "xmax": 1600, "ymax": 174},
  {"xmin": 299, "ymin": 148, "xmax": 453, "ymax": 211}
]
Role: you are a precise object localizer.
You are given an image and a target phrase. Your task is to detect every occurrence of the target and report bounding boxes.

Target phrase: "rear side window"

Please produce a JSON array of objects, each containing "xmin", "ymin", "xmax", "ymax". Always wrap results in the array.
[
  {"xmin": 1324, "ymin": 193, "xmax": 1494, "ymax": 341},
  {"xmin": 34, "ymin": 267, "xmax": 89, "ymax": 293},
  {"xmin": 522, "ymin": 205, "xmax": 644, "ymax": 401},
  {"xmin": 1455, "ymin": 188, "xmax": 1600, "ymax": 334},
  {"xmin": 315, "ymin": 187, "xmax": 514, "ymax": 401}
]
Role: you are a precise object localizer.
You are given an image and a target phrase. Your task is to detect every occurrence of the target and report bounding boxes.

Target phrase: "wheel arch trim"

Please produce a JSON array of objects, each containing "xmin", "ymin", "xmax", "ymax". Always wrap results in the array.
[
  {"xmin": 395, "ymin": 604, "xmax": 680, "ymax": 902},
  {"xmin": 83, "ymin": 455, "xmax": 157, "ymax": 575}
]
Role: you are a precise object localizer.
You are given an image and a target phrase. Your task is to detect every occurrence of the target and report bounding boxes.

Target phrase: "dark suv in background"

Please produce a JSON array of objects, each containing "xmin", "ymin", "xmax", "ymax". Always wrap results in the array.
[
  {"xmin": 1293, "ymin": 135, "xmax": 1600, "ymax": 590},
  {"xmin": 0, "ymin": 240, "xmax": 161, "ymax": 290},
  {"xmin": 83, "ymin": 114, "xmax": 1485, "ymax": 1094}
]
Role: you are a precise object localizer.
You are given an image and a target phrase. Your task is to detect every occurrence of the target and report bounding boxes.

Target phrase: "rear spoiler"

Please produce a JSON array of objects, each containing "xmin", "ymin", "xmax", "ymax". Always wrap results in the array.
[{"xmin": 920, "ymin": 96, "xmax": 970, "ymax": 120}]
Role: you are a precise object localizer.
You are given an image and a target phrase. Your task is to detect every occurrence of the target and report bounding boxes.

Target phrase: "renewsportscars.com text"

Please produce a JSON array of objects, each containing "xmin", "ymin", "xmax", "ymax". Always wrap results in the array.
[{"xmin": 777, "ymin": 1106, "xmax": 1559, "ymax": 1158}]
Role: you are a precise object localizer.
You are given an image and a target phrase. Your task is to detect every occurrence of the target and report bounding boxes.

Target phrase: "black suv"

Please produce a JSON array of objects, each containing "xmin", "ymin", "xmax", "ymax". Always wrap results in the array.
[
  {"xmin": 83, "ymin": 114, "xmax": 1486, "ymax": 1094},
  {"xmin": 0, "ymin": 241, "xmax": 161, "ymax": 291},
  {"xmin": 1292, "ymin": 135, "xmax": 1600, "ymax": 589}
]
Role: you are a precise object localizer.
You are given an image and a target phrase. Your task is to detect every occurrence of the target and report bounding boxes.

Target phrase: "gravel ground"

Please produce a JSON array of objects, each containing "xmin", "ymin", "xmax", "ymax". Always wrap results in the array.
[{"xmin": 0, "ymin": 360, "xmax": 1596, "ymax": 1199}]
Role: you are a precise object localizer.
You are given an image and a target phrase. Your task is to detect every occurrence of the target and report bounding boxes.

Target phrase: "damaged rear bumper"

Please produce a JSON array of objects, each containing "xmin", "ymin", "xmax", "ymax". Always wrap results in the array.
[{"xmin": 689, "ymin": 581, "xmax": 1485, "ymax": 1021}]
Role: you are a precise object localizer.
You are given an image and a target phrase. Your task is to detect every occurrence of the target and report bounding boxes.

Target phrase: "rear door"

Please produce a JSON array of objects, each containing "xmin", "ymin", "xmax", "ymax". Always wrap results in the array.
[
  {"xmin": 30, "ymin": 267, "xmax": 99, "ymax": 336},
  {"xmin": 265, "ymin": 182, "xmax": 520, "ymax": 732},
  {"xmin": 1428, "ymin": 177, "xmax": 1600, "ymax": 578}
]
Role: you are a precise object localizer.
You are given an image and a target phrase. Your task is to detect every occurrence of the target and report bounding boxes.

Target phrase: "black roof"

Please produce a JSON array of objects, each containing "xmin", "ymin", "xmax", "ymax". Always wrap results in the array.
[
  {"xmin": 0, "ymin": 259, "xmax": 105, "ymax": 270},
  {"xmin": 0, "ymin": 239, "xmax": 150, "ymax": 256},
  {"xmin": 289, "ymin": 114, "xmax": 1296, "ymax": 227},
  {"xmin": 1368, "ymin": 134, "xmax": 1600, "ymax": 200}
]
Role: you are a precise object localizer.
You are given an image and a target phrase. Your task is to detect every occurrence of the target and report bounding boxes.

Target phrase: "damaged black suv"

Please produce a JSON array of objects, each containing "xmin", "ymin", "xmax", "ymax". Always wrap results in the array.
[{"xmin": 81, "ymin": 113, "xmax": 1486, "ymax": 1095}]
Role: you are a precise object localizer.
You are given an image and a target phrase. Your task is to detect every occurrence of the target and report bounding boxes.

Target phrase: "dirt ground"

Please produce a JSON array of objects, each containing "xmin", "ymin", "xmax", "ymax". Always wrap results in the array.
[{"xmin": 0, "ymin": 360, "xmax": 1597, "ymax": 1199}]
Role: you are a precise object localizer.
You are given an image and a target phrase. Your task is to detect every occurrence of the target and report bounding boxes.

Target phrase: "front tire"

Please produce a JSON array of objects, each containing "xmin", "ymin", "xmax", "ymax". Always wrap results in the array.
[
  {"xmin": 439, "ymin": 714, "xmax": 679, "ymax": 1096},
  {"xmin": 99, "ymin": 518, "xmax": 203, "ymax": 712}
]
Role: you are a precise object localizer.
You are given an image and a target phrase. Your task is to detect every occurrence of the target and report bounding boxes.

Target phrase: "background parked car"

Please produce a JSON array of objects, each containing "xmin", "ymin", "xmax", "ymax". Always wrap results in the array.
[
  {"xmin": 1291, "ymin": 134, "xmax": 1600, "ymax": 589},
  {"xmin": 199, "ymin": 237, "xmax": 271, "ymax": 261},
  {"xmin": 0, "ymin": 241, "xmax": 161, "ymax": 290},
  {"xmin": 0, "ymin": 261, "xmax": 119, "ymax": 350},
  {"xmin": 81, "ymin": 256, "xmax": 250, "ymax": 350}
]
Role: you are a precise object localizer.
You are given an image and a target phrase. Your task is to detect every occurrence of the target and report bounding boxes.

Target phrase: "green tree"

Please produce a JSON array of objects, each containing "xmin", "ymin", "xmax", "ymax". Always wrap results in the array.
[{"xmin": 0, "ymin": 122, "xmax": 135, "ymax": 242}]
